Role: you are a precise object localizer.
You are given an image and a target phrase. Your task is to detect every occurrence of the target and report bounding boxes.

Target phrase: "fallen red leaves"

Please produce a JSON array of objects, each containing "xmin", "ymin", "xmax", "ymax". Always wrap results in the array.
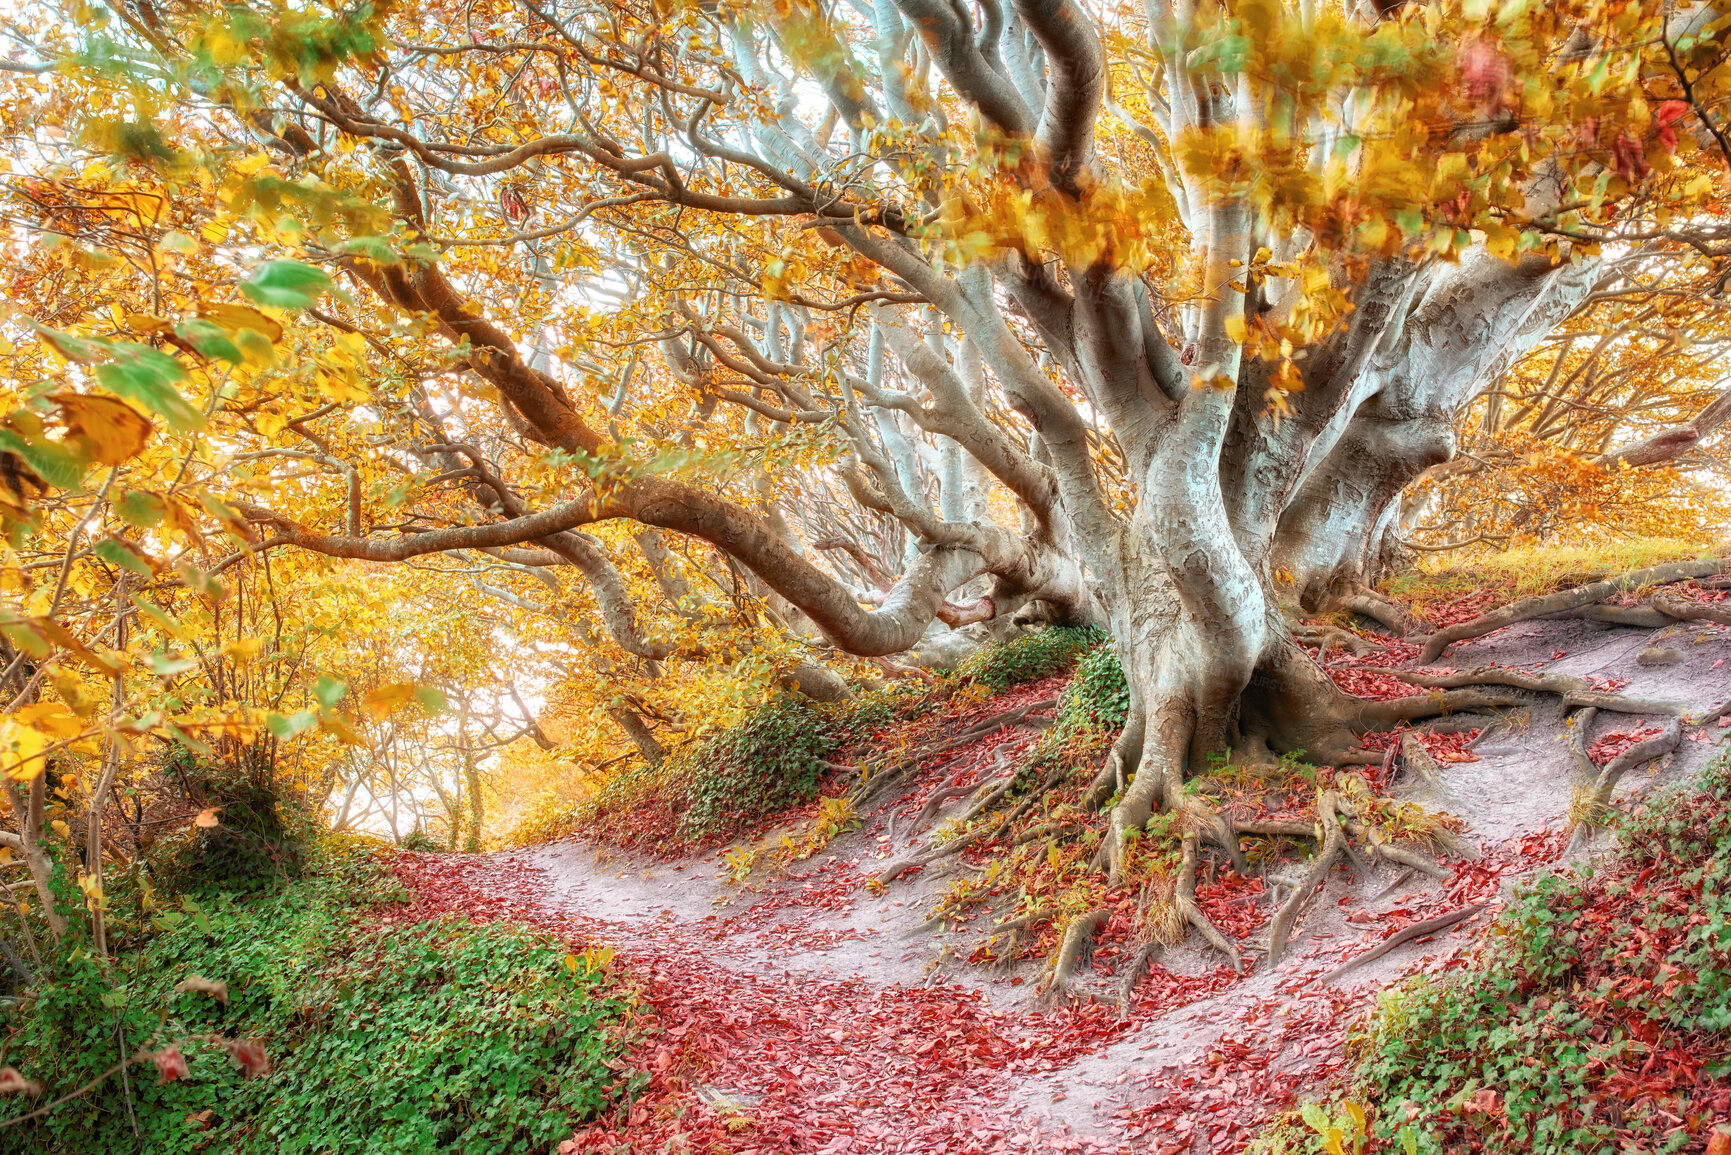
[{"xmin": 1589, "ymin": 726, "xmax": 1666, "ymax": 766}]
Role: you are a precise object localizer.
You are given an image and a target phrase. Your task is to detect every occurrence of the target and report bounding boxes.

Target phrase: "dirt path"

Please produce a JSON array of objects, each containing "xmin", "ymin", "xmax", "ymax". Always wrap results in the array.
[{"xmin": 395, "ymin": 617, "xmax": 1731, "ymax": 1155}]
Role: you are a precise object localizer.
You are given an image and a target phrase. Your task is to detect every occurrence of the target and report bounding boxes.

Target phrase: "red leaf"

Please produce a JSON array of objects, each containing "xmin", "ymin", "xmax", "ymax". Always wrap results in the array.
[{"xmin": 152, "ymin": 1046, "xmax": 189, "ymax": 1084}]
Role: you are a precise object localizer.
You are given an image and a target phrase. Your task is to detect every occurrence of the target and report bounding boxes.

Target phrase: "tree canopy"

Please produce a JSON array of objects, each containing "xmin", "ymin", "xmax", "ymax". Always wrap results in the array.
[{"xmin": 0, "ymin": 0, "xmax": 1729, "ymax": 919}]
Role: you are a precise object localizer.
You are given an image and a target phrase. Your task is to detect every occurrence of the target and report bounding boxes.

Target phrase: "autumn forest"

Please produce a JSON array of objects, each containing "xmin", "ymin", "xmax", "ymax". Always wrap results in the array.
[{"xmin": 1, "ymin": 0, "xmax": 1731, "ymax": 1150}]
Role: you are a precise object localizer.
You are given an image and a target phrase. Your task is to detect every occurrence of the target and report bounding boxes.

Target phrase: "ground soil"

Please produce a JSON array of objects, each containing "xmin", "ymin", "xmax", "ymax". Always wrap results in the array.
[{"xmin": 394, "ymin": 615, "xmax": 1731, "ymax": 1154}]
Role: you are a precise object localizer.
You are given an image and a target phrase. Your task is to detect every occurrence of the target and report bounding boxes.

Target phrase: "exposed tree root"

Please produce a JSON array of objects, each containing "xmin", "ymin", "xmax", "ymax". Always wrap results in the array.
[
  {"xmin": 1266, "ymin": 791, "xmax": 1346, "ymax": 967},
  {"xmin": 1560, "ymin": 691, "xmax": 1687, "ymax": 716},
  {"xmin": 1364, "ymin": 834, "xmax": 1450, "ymax": 879},
  {"xmin": 1333, "ymin": 586, "xmax": 1419, "ymax": 637},
  {"xmin": 875, "ymin": 764, "xmax": 1065, "ymax": 883},
  {"xmin": 1041, "ymin": 908, "xmax": 1110, "ymax": 1006},
  {"xmin": 1115, "ymin": 942, "xmax": 1160, "ymax": 1013},
  {"xmin": 1369, "ymin": 868, "xmax": 1416, "ymax": 903},
  {"xmin": 1698, "ymin": 696, "xmax": 1731, "ymax": 725},
  {"xmin": 1540, "ymin": 604, "xmax": 1674, "ymax": 628},
  {"xmin": 1576, "ymin": 716, "xmax": 1683, "ymax": 829},
  {"xmin": 1085, "ymin": 717, "xmax": 1143, "ymax": 811},
  {"xmin": 1350, "ymin": 687, "xmax": 1527, "ymax": 731},
  {"xmin": 1653, "ymin": 587, "xmax": 1731, "ymax": 626},
  {"xmin": 1358, "ymin": 664, "xmax": 1591, "ymax": 695},
  {"xmin": 911, "ymin": 773, "xmax": 985, "ymax": 828},
  {"xmin": 1417, "ymin": 559, "xmax": 1729, "ymax": 663},
  {"xmin": 849, "ymin": 699, "xmax": 1056, "ymax": 806},
  {"xmin": 1175, "ymin": 832, "xmax": 1240, "ymax": 967},
  {"xmin": 1234, "ymin": 818, "xmax": 1320, "ymax": 840},
  {"xmin": 1294, "ymin": 625, "xmax": 1383, "ymax": 658},
  {"xmin": 1396, "ymin": 732, "xmax": 1449, "ymax": 795},
  {"xmin": 1317, "ymin": 903, "xmax": 1485, "ymax": 985}
]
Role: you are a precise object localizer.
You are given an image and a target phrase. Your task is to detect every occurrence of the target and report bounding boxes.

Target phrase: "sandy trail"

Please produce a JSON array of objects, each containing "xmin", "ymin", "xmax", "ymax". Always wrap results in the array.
[{"xmin": 397, "ymin": 616, "xmax": 1731, "ymax": 1154}]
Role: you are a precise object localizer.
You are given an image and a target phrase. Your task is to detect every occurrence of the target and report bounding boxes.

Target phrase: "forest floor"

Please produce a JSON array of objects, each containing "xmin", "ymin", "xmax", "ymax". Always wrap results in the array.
[{"xmin": 396, "ymin": 611, "xmax": 1731, "ymax": 1155}]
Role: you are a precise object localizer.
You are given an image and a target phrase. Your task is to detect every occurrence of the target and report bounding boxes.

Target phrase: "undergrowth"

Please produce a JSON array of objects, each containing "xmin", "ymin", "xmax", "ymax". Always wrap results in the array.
[
  {"xmin": 544, "ymin": 691, "xmax": 910, "ymax": 852},
  {"xmin": 952, "ymin": 625, "xmax": 1101, "ymax": 691},
  {"xmin": 1263, "ymin": 752, "xmax": 1731, "ymax": 1155},
  {"xmin": 0, "ymin": 835, "xmax": 630, "ymax": 1154}
]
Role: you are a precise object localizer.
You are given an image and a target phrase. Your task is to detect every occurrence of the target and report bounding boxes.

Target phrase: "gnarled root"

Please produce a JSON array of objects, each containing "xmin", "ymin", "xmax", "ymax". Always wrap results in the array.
[
  {"xmin": 1266, "ymin": 791, "xmax": 1346, "ymax": 967},
  {"xmin": 1085, "ymin": 707, "xmax": 1145, "ymax": 811},
  {"xmin": 1396, "ymin": 732, "xmax": 1450, "ymax": 797},
  {"xmin": 1174, "ymin": 832, "xmax": 1240, "ymax": 968},
  {"xmin": 1116, "ymin": 941, "xmax": 1160, "ymax": 1013},
  {"xmin": 1653, "ymin": 587, "xmax": 1731, "ymax": 626},
  {"xmin": 875, "ymin": 764, "xmax": 1064, "ymax": 883},
  {"xmin": 1293, "ymin": 625, "xmax": 1383, "ymax": 658},
  {"xmin": 1561, "ymin": 690, "xmax": 1688, "ymax": 716},
  {"xmin": 1352, "ymin": 687, "xmax": 1527, "ymax": 731},
  {"xmin": 1574, "ymin": 715, "xmax": 1683, "ymax": 832},
  {"xmin": 1351, "ymin": 665, "xmax": 1686, "ymax": 722},
  {"xmin": 1332, "ymin": 585, "xmax": 1420, "ymax": 637},
  {"xmin": 850, "ymin": 699, "xmax": 1056, "ymax": 807},
  {"xmin": 1041, "ymin": 907, "xmax": 1110, "ymax": 1006},
  {"xmin": 1317, "ymin": 902, "xmax": 1485, "ymax": 986}
]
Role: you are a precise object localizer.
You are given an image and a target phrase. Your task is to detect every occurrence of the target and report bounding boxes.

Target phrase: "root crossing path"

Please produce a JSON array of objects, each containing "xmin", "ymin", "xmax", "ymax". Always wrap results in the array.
[{"xmin": 393, "ymin": 617, "xmax": 1730, "ymax": 1155}]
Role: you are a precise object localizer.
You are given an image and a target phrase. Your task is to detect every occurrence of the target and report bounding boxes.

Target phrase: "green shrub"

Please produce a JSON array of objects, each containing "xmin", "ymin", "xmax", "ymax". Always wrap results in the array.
[
  {"xmin": 955, "ymin": 625, "xmax": 1101, "ymax": 691},
  {"xmin": 677, "ymin": 695, "xmax": 840, "ymax": 841},
  {"xmin": 150, "ymin": 744, "xmax": 308, "ymax": 894},
  {"xmin": 0, "ymin": 837, "xmax": 628, "ymax": 1154},
  {"xmin": 1054, "ymin": 641, "xmax": 1129, "ymax": 737}
]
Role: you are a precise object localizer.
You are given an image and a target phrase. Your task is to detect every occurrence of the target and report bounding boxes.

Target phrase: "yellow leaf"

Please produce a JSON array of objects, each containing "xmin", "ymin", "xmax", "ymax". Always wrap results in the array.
[
  {"xmin": 220, "ymin": 637, "xmax": 262, "ymax": 664},
  {"xmin": 199, "ymin": 303, "xmax": 283, "ymax": 343},
  {"xmin": 0, "ymin": 720, "xmax": 51, "ymax": 780},
  {"xmin": 362, "ymin": 683, "xmax": 417, "ymax": 719},
  {"xmin": 1224, "ymin": 315, "xmax": 1248, "ymax": 344},
  {"xmin": 15, "ymin": 702, "xmax": 80, "ymax": 739},
  {"xmin": 52, "ymin": 392, "xmax": 153, "ymax": 466},
  {"xmin": 317, "ymin": 711, "xmax": 368, "ymax": 747}
]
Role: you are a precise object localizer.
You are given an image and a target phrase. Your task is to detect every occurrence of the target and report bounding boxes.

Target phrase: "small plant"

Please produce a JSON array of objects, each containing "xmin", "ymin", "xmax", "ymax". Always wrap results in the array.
[
  {"xmin": 1310, "ymin": 751, "xmax": 1731, "ymax": 1155},
  {"xmin": 721, "ymin": 844, "xmax": 765, "ymax": 884}
]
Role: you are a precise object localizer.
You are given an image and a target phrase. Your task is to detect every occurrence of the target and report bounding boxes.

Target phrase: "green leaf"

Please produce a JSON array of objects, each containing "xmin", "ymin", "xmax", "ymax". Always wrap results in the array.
[
  {"xmin": 29, "ymin": 322, "xmax": 106, "ymax": 364},
  {"xmin": 0, "ymin": 427, "xmax": 87, "ymax": 489},
  {"xmin": 314, "ymin": 675, "xmax": 348, "ymax": 708},
  {"xmin": 174, "ymin": 318, "xmax": 243, "ymax": 363},
  {"xmin": 93, "ymin": 538, "xmax": 155, "ymax": 577},
  {"xmin": 94, "ymin": 343, "xmax": 204, "ymax": 432},
  {"xmin": 240, "ymin": 259, "xmax": 332, "ymax": 309},
  {"xmin": 339, "ymin": 236, "xmax": 400, "ymax": 265},
  {"xmin": 265, "ymin": 709, "xmax": 318, "ymax": 738},
  {"xmin": 116, "ymin": 489, "xmax": 168, "ymax": 528},
  {"xmin": 413, "ymin": 686, "xmax": 448, "ymax": 714},
  {"xmin": 148, "ymin": 650, "xmax": 198, "ymax": 676}
]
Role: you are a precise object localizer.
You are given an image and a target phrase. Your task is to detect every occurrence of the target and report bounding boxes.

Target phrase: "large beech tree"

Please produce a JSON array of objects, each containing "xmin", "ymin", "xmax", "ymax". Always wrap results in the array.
[{"xmin": 5, "ymin": 0, "xmax": 1731, "ymax": 876}]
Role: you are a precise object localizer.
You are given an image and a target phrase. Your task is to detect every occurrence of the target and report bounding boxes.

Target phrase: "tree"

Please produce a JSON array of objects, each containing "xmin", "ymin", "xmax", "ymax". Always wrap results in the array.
[{"xmin": 2, "ymin": 0, "xmax": 1730, "ymax": 896}]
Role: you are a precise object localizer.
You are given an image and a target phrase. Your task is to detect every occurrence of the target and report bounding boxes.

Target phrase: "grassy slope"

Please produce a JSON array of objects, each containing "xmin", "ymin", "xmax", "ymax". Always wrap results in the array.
[{"xmin": 0, "ymin": 837, "xmax": 630, "ymax": 1155}]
